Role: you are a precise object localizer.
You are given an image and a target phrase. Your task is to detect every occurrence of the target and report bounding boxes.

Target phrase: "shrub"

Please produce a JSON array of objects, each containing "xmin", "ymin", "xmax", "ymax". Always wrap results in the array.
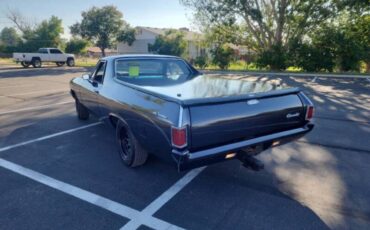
[
  {"xmin": 256, "ymin": 44, "xmax": 287, "ymax": 71},
  {"xmin": 211, "ymin": 45, "xmax": 234, "ymax": 70},
  {"xmin": 194, "ymin": 55, "xmax": 208, "ymax": 69}
]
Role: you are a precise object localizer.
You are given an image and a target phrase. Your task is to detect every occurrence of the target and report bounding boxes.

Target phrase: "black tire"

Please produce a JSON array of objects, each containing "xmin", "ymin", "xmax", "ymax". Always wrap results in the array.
[
  {"xmin": 21, "ymin": 62, "xmax": 30, "ymax": 68},
  {"xmin": 56, "ymin": 62, "xmax": 65, "ymax": 67},
  {"xmin": 67, "ymin": 58, "xmax": 75, "ymax": 67},
  {"xmin": 32, "ymin": 58, "xmax": 42, "ymax": 68},
  {"xmin": 116, "ymin": 120, "xmax": 148, "ymax": 167},
  {"xmin": 75, "ymin": 100, "xmax": 89, "ymax": 120}
]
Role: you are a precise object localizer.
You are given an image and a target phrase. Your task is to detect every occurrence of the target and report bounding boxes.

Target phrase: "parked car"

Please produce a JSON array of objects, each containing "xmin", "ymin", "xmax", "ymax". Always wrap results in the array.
[
  {"xmin": 70, "ymin": 55, "xmax": 314, "ymax": 171},
  {"xmin": 13, "ymin": 48, "xmax": 75, "ymax": 68}
]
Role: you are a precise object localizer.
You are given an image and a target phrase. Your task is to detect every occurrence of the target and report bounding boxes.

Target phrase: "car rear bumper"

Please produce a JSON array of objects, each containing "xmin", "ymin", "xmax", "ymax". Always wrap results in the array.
[{"xmin": 172, "ymin": 123, "xmax": 314, "ymax": 171}]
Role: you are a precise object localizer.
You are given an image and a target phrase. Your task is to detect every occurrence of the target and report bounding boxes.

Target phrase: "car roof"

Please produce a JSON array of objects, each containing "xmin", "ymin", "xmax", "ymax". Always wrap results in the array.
[{"xmin": 101, "ymin": 54, "xmax": 182, "ymax": 61}]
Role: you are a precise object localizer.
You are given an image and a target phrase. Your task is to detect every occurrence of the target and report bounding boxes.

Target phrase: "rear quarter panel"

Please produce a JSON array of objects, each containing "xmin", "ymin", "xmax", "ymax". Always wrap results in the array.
[{"xmin": 98, "ymin": 63, "xmax": 180, "ymax": 161}]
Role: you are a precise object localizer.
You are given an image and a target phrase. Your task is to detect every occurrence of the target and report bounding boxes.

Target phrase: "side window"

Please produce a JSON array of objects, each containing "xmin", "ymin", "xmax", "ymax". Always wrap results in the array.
[
  {"xmin": 50, "ymin": 49, "xmax": 62, "ymax": 54},
  {"xmin": 166, "ymin": 61, "xmax": 189, "ymax": 80},
  {"xmin": 92, "ymin": 61, "xmax": 107, "ymax": 84},
  {"xmin": 38, "ymin": 48, "xmax": 48, "ymax": 54}
]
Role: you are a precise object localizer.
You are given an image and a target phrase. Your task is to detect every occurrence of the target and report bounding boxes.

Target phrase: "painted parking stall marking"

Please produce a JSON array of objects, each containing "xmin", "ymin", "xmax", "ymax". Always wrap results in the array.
[
  {"xmin": 0, "ymin": 101, "xmax": 74, "ymax": 116},
  {"xmin": 0, "ymin": 122, "xmax": 101, "ymax": 152},
  {"xmin": 121, "ymin": 167, "xmax": 206, "ymax": 229},
  {"xmin": 0, "ymin": 121, "xmax": 201, "ymax": 230},
  {"xmin": 0, "ymin": 158, "xmax": 183, "ymax": 230},
  {"xmin": 0, "ymin": 89, "xmax": 67, "ymax": 98}
]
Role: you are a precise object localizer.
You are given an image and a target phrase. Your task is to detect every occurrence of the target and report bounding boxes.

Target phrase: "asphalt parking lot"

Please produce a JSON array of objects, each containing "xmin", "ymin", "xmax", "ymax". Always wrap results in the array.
[{"xmin": 0, "ymin": 66, "xmax": 369, "ymax": 230}]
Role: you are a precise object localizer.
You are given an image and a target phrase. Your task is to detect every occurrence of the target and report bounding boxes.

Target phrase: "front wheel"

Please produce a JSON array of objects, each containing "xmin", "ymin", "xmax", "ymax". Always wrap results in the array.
[
  {"xmin": 66, "ymin": 58, "xmax": 75, "ymax": 67},
  {"xmin": 21, "ymin": 62, "xmax": 30, "ymax": 68},
  {"xmin": 75, "ymin": 100, "xmax": 89, "ymax": 120},
  {"xmin": 116, "ymin": 120, "xmax": 148, "ymax": 167}
]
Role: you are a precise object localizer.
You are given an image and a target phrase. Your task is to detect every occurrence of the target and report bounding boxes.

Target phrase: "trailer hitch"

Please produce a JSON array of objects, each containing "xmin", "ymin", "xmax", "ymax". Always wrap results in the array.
[{"xmin": 238, "ymin": 152, "xmax": 264, "ymax": 171}]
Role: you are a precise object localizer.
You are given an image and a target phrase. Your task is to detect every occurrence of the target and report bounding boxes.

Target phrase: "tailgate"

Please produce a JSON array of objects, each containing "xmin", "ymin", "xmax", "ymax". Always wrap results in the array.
[{"xmin": 189, "ymin": 94, "xmax": 305, "ymax": 151}]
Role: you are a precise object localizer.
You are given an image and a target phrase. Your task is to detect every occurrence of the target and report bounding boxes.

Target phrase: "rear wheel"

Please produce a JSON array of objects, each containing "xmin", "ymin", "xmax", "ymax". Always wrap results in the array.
[
  {"xmin": 21, "ymin": 62, "xmax": 30, "ymax": 68},
  {"xmin": 56, "ymin": 62, "xmax": 65, "ymax": 67},
  {"xmin": 116, "ymin": 120, "xmax": 148, "ymax": 167},
  {"xmin": 67, "ymin": 58, "xmax": 75, "ymax": 67},
  {"xmin": 32, "ymin": 58, "xmax": 42, "ymax": 68},
  {"xmin": 75, "ymin": 100, "xmax": 89, "ymax": 120}
]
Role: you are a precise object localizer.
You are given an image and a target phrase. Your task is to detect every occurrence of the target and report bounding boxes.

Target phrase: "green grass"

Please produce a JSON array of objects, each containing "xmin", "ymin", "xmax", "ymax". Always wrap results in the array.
[
  {"xmin": 75, "ymin": 57, "xmax": 98, "ymax": 67},
  {"xmin": 199, "ymin": 60, "xmax": 369, "ymax": 75},
  {"xmin": 0, "ymin": 58, "xmax": 14, "ymax": 65}
]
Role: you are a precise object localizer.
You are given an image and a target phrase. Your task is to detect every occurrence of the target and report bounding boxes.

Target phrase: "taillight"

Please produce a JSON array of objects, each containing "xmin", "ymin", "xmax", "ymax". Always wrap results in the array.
[
  {"xmin": 171, "ymin": 126, "xmax": 187, "ymax": 148},
  {"xmin": 306, "ymin": 106, "xmax": 314, "ymax": 120}
]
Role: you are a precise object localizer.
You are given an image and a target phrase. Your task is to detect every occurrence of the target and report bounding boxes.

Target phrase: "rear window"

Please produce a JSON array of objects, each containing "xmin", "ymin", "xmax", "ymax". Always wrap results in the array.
[{"xmin": 114, "ymin": 59, "xmax": 194, "ymax": 86}]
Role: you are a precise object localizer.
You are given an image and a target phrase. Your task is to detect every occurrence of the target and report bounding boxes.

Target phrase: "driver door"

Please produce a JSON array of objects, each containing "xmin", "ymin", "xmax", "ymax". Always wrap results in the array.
[{"xmin": 80, "ymin": 61, "xmax": 107, "ymax": 117}]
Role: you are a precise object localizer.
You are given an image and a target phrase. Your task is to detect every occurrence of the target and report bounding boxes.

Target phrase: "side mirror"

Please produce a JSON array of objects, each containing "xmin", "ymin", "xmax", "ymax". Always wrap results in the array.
[{"xmin": 82, "ymin": 74, "xmax": 90, "ymax": 80}]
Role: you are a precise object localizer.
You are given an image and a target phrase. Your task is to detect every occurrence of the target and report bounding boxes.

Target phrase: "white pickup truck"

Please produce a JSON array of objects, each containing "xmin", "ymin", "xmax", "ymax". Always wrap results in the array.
[{"xmin": 13, "ymin": 48, "xmax": 75, "ymax": 68}]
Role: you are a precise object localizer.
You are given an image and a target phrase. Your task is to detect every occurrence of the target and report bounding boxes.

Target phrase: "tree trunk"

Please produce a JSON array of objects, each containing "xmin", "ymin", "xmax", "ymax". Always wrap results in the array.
[
  {"xmin": 367, "ymin": 61, "xmax": 370, "ymax": 73},
  {"xmin": 101, "ymin": 47, "xmax": 106, "ymax": 57}
]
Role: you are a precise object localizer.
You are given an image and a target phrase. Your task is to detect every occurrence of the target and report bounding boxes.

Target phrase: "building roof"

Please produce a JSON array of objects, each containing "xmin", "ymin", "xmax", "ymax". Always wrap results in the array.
[{"xmin": 136, "ymin": 26, "xmax": 203, "ymax": 41}]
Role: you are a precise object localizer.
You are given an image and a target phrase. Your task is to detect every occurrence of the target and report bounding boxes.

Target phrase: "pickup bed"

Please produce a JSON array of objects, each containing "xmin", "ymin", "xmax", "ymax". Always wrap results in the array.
[
  {"xmin": 13, "ymin": 48, "xmax": 75, "ymax": 68},
  {"xmin": 70, "ymin": 55, "xmax": 314, "ymax": 171}
]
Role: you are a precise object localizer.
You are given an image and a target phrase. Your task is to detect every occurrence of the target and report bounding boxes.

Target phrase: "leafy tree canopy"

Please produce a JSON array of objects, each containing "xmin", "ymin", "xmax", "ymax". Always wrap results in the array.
[
  {"xmin": 65, "ymin": 38, "xmax": 90, "ymax": 54},
  {"xmin": 148, "ymin": 30, "xmax": 187, "ymax": 57},
  {"xmin": 70, "ymin": 5, "xmax": 134, "ymax": 56},
  {"xmin": 0, "ymin": 27, "xmax": 21, "ymax": 47}
]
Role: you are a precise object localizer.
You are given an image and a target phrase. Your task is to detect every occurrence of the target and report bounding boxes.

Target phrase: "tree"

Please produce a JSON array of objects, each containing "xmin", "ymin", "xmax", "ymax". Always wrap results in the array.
[
  {"xmin": 6, "ymin": 8, "xmax": 36, "ymax": 33},
  {"xmin": 5, "ymin": 13, "xmax": 64, "ymax": 52},
  {"xmin": 211, "ymin": 45, "xmax": 234, "ymax": 70},
  {"xmin": 117, "ymin": 27, "xmax": 136, "ymax": 46},
  {"xmin": 181, "ymin": 0, "xmax": 338, "ymax": 52},
  {"xmin": 65, "ymin": 38, "xmax": 89, "ymax": 54},
  {"xmin": 0, "ymin": 27, "xmax": 21, "ymax": 47},
  {"xmin": 30, "ymin": 16, "xmax": 64, "ymax": 48},
  {"xmin": 70, "ymin": 5, "xmax": 134, "ymax": 56},
  {"xmin": 148, "ymin": 30, "xmax": 187, "ymax": 56}
]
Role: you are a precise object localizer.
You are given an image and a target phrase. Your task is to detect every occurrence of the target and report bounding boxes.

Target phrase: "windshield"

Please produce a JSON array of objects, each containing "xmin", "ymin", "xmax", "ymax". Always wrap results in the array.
[{"xmin": 114, "ymin": 58, "xmax": 198, "ymax": 86}]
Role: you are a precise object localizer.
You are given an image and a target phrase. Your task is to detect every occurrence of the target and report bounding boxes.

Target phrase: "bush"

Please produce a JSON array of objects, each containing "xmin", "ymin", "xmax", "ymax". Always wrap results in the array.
[
  {"xmin": 256, "ymin": 44, "xmax": 286, "ymax": 71},
  {"xmin": 291, "ymin": 43, "xmax": 335, "ymax": 72},
  {"xmin": 211, "ymin": 45, "xmax": 234, "ymax": 70},
  {"xmin": 65, "ymin": 38, "xmax": 89, "ymax": 54},
  {"xmin": 194, "ymin": 55, "xmax": 208, "ymax": 69}
]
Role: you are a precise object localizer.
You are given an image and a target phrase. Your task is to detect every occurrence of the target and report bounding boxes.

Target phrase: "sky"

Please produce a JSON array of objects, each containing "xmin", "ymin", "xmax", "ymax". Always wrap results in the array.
[{"xmin": 0, "ymin": 0, "xmax": 194, "ymax": 39}]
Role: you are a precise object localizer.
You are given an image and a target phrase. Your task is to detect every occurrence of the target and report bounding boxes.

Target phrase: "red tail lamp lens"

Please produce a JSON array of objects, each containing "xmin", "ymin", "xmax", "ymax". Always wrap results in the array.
[
  {"xmin": 306, "ymin": 106, "xmax": 314, "ymax": 120},
  {"xmin": 171, "ymin": 126, "xmax": 187, "ymax": 148}
]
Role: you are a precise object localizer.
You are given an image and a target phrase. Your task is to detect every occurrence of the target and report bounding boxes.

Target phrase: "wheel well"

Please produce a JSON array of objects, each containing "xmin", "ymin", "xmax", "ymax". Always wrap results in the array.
[
  {"xmin": 70, "ymin": 90, "xmax": 76, "ymax": 99},
  {"xmin": 109, "ymin": 115, "xmax": 119, "ymax": 128},
  {"xmin": 67, "ymin": 57, "xmax": 74, "ymax": 61},
  {"xmin": 32, "ymin": 57, "xmax": 41, "ymax": 61}
]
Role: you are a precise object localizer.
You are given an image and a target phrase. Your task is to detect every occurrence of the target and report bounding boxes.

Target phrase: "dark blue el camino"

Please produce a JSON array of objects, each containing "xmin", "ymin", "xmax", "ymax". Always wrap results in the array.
[{"xmin": 70, "ymin": 55, "xmax": 314, "ymax": 171}]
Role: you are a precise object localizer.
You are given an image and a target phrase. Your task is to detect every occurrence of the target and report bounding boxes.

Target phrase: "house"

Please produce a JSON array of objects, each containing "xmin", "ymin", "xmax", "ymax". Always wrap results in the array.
[
  {"xmin": 117, "ymin": 27, "xmax": 206, "ymax": 60},
  {"xmin": 86, "ymin": 47, "xmax": 117, "ymax": 58}
]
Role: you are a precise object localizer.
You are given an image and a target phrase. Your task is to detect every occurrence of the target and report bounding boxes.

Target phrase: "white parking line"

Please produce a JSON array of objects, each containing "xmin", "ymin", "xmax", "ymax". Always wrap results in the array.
[
  {"xmin": 0, "ymin": 84, "xmax": 34, "ymax": 88},
  {"xmin": 0, "ymin": 89, "xmax": 67, "ymax": 98},
  {"xmin": 311, "ymin": 76, "xmax": 317, "ymax": 83},
  {"xmin": 0, "ymin": 101, "xmax": 73, "ymax": 115},
  {"xmin": 0, "ymin": 118, "xmax": 204, "ymax": 229},
  {"xmin": 0, "ymin": 122, "xmax": 102, "ymax": 152},
  {"xmin": 367, "ymin": 78, "xmax": 370, "ymax": 83},
  {"xmin": 0, "ymin": 158, "xmax": 182, "ymax": 230},
  {"xmin": 121, "ymin": 167, "xmax": 206, "ymax": 230}
]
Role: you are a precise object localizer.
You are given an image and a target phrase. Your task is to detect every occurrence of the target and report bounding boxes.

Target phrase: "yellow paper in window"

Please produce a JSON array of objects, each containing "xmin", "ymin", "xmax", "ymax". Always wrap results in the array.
[{"xmin": 129, "ymin": 65, "xmax": 139, "ymax": 77}]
